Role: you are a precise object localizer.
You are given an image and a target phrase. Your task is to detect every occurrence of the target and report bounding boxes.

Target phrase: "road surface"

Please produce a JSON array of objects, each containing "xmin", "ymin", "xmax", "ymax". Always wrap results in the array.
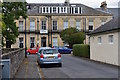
[{"xmin": 15, "ymin": 54, "xmax": 118, "ymax": 79}]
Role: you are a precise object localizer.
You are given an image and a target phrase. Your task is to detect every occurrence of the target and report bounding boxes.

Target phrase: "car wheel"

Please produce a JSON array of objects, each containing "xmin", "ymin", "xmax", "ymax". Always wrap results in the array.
[
  {"xmin": 27, "ymin": 52, "xmax": 30, "ymax": 55},
  {"xmin": 58, "ymin": 63, "xmax": 62, "ymax": 67},
  {"xmin": 40, "ymin": 64, "xmax": 44, "ymax": 68}
]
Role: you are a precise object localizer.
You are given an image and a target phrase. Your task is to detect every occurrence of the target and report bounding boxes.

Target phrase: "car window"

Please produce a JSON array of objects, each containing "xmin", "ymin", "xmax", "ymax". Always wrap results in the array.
[
  {"xmin": 39, "ymin": 49, "xmax": 43, "ymax": 54},
  {"xmin": 64, "ymin": 47, "xmax": 68, "ymax": 49},
  {"xmin": 43, "ymin": 49, "xmax": 58, "ymax": 54},
  {"xmin": 59, "ymin": 47, "xmax": 63, "ymax": 49}
]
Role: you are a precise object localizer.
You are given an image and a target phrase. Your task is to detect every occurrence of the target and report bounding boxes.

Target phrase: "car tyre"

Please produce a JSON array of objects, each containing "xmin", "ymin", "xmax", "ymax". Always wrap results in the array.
[
  {"xmin": 27, "ymin": 52, "xmax": 30, "ymax": 55},
  {"xmin": 40, "ymin": 64, "xmax": 44, "ymax": 68},
  {"xmin": 58, "ymin": 63, "xmax": 62, "ymax": 67}
]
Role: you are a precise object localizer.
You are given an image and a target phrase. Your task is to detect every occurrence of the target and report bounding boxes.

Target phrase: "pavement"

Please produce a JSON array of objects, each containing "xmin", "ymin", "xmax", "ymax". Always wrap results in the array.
[
  {"xmin": 14, "ymin": 55, "xmax": 41, "ymax": 78},
  {"xmin": 14, "ymin": 54, "xmax": 118, "ymax": 79}
]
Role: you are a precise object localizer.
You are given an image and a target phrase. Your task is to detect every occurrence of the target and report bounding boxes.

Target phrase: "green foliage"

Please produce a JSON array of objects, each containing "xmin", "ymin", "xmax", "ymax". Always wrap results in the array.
[
  {"xmin": 60, "ymin": 27, "xmax": 85, "ymax": 47},
  {"xmin": 73, "ymin": 44, "xmax": 90, "ymax": 58},
  {"xmin": 2, "ymin": 2, "xmax": 27, "ymax": 47},
  {"xmin": 49, "ymin": 44, "xmax": 52, "ymax": 47},
  {"xmin": 69, "ymin": 32, "xmax": 85, "ymax": 46},
  {"xmin": 60, "ymin": 27, "xmax": 78, "ymax": 42}
]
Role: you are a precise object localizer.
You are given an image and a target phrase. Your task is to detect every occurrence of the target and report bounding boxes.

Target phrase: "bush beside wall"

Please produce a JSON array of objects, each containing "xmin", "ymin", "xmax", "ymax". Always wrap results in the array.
[{"xmin": 73, "ymin": 44, "xmax": 90, "ymax": 58}]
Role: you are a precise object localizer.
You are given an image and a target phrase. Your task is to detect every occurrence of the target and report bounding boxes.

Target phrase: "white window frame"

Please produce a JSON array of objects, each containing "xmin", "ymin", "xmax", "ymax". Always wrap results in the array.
[
  {"xmin": 98, "ymin": 37, "xmax": 102, "ymax": 44},
  {"xmin": 60, "ymin": 7, "xmax": 67, "ymax": 13},
  {"xmin": 45, "ymin": 7, "xmax": 50, "ymax": 13},
  {"xmin": 19, "ymin": 21, "xmax": 24, "ymax": 31},
  {"xmin": 52, "ymin": 37, "xmax": 58, "ymax": 46},
  {"xmin": 52, "ymin": 21, "xmax": 58, "ymax": 30},
  {"xmin": 52, "ymin": 7, "xmax": 58, "ymax": 13},
  {"xmin": 41, "ymin": 21, "xmax": 46, "ymax": 30},
  {"xmin": 74, "ymin": 7, "xmax": 79, "ymax": 14},
  {"xmin": 42, "ymin": 7, "xmax": 46, "ymax": 13},
  {"xmin": 76, "ymin": 21, "xmax": 80, "ymax": 30},
  {"xmin": 108, "ymin": 35, "xmax": 113, "ymax": 44},
  {"xmin": 89, "ymin": 20, "xmax": 94, "ymax": 31},
  {"xmin": 63, "ymin": 21, "xmax": 68, "ymax": 29},
  {"xmin": 30, "ymin": 20, "xmax": 35, "ymax": 31}
]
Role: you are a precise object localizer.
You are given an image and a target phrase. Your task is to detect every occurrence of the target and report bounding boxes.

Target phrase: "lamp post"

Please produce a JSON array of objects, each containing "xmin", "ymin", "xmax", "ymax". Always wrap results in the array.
[
  {"xmin": 25, "ymin": 18, "xmax": 27, "ymax": 58},
  {"xmin": 24, "ymin": 5, "xmax": 31, "ymax": 58}
]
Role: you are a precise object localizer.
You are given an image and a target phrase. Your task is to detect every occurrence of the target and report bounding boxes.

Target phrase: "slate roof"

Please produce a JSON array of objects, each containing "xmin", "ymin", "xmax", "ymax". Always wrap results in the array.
[
  {"xmin": 27, "ymin": 3, "xmax": 112, "ymax": 16},
  {"xmin": 96, "ymin": 8, "xmax": 119, "ymax": 17},
  {"xmin": 89, "ymin": 17, "xmax": 120, "ymax": 35}
]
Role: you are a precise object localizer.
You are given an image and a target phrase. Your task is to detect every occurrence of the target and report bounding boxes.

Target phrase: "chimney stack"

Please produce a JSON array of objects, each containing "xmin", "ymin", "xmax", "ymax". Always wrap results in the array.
[
  {"xmin": 100, "ymin": 1, "xmax": 107, "ymax": 11},
  {"xmin": 64, "ymin": 0, "xmax": 70, "ymax": 5}
]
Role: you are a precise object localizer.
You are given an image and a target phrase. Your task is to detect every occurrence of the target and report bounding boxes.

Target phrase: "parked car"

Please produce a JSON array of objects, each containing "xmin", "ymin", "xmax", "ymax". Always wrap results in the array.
[
  {"xmin": 37, "ymin": 47, "xmax": 51, "ymax": 62},
  {"xmin": 37, "ymin": 48, "xmax": 62, "ymax": 67},
  {"xmin": 26, "ymin": 47, "xmax": 39, "ymax": 54},
  {"xmin": 53, "ymin": 46, "xmax": 72, "ymax": 54}
]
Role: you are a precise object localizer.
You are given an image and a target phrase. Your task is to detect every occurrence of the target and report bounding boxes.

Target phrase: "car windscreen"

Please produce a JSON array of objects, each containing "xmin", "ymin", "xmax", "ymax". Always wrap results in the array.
[{"xmin": 43, "ymin": 49, "xmax": 58, "ymax": 54}]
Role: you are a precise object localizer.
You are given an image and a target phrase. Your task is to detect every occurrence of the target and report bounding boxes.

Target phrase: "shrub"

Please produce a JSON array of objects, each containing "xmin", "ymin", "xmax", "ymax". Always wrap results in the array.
[
  {"xmin": 49, "ymin": 44, "xmax": 52, "ymax": 47},
  {"xmin": 73, "ymin": 44, "xmax": 90, "ymax": 58}
]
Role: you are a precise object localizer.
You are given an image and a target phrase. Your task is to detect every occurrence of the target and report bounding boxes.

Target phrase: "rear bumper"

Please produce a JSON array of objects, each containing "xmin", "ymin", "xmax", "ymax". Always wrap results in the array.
[{"xmin": 38, "ymin": 58, "xmax": 62, "ymax": 64}]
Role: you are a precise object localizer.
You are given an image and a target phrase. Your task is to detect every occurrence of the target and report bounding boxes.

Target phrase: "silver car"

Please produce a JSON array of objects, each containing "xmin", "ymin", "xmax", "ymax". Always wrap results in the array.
[{"xmin": 37, "ymin": 48, "xmax": 62, "ymax": 67}]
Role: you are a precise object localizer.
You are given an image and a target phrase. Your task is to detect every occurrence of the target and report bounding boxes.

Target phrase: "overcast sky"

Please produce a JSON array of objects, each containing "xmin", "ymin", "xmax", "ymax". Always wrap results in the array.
[{"xmin": 26, "ymin": 0, "xmax": 119, "ymax": 8}]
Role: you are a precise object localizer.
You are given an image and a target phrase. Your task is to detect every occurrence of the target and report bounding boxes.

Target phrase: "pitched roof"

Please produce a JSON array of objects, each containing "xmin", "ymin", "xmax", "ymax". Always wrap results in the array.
[
  {"xmin": 96, "ymin": 8, "xmax": 119, "ymax": 17},
  {"xmin": 89, "ymin": 17, "xmax": 120, "ymax": 35},
  {"xmin": 27, "ymin": 3, "xmax": 112, "ymax": 16}
]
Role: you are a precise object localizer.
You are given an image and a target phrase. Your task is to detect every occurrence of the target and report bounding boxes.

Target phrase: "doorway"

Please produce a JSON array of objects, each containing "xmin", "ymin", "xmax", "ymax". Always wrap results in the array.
[{"xmin": 41, "ymin": 37, "xmax": 46, "ymax": 47}]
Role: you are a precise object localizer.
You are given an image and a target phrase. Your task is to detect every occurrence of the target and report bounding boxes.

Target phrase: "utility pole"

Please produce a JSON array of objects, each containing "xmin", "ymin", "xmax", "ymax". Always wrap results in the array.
[{"xmin": 25, "ymin": 18, "xmax": 27, "ymax": 58}]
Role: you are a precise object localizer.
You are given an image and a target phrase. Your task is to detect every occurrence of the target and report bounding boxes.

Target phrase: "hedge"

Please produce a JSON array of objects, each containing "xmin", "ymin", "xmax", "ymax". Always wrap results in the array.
[{"xmin": 73, "ymin": 44, "xmax": 90, "ymax": 58}]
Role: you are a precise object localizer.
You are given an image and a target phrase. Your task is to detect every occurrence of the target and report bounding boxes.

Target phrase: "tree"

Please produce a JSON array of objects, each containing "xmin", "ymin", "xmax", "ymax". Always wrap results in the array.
[
  {"xmin": 60, "ymin": 27, "xmax": 85, "ymax": 48},
  {"xmin": 69, "ymin": 32, "xmax": 85, "ymax": 47},
  {"xmin": 2, "ymin": 2, "xmax": 27, "ymax": 48},
  {"xmin": 60, "ymin": 27, "xmax": 79, "ymax": 43}
]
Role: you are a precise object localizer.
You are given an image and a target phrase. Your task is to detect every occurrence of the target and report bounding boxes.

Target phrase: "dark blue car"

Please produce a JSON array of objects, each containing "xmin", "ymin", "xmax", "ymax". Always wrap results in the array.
[{"xmin": 54, "ymin": 46, "xmax": 72, "ymax": 54}]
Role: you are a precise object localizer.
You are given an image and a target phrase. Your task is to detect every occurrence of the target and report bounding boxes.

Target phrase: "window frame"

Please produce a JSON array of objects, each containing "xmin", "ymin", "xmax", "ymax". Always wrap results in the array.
[
  {"xmin": 76, "ymin": 21, "xmax": 80, "ymax": 30},
  {"xmin": 88, "ymin": 20, "xmax": 94, "ymax": 31},
  {"xmin": 52, "ymin": 37, "xmax": 58, "ymax": 46},
  {"xmin": 98, "ymin": 36, "xmax": 102, "ymax": 44},
  {"xmin": 19, "ymin": 21, "xmax": 24, "ymax": 31},
  {"xmin": 108, "ymin": 35, "xmax": 114, "ymax": 44},
  {"xmin": 30, "ymin": 20, "xmax": 35, "ymax": 31},
  {"xmin": 19, "ymin": 37, "xmax": 24, "ymax": 48},
  {"xmin": 41, "ymin": 21, "xmax": 46, "ymax": 30},
  {"xmin": 52, "ymin": 21, "xmax": 57, "ymax": 30},
  {"xmin": 63, "ymin": 21, "xmax": 68, "ymax": 29}
]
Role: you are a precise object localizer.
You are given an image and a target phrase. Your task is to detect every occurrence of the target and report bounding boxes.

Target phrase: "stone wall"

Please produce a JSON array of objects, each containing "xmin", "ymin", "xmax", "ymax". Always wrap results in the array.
[{"xmin": 2, "ymin": 48, "xmax": 25, "ymax": 78}]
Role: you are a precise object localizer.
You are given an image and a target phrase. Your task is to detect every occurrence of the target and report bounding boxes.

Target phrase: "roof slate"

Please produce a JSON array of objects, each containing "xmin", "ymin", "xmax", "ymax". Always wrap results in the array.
[
  {"xmin": 27, "ymin": 3, "xmax": 112, "ymax": 16},
  {"xmin": 89, "ymin": 17, "xmax": 120, "ymax": 35}
]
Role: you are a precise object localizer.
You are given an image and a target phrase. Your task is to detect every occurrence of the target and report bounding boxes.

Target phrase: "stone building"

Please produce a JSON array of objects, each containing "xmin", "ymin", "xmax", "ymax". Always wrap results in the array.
[{"xmin": 12, "ymin": 1, "xmax": 112, "ymax": 48}]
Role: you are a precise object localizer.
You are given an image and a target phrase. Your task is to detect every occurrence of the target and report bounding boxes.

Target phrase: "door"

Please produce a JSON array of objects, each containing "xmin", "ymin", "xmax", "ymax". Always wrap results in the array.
[{"xmin": 41, "ymin": 37, "xmax": 46, "ymax": 47}]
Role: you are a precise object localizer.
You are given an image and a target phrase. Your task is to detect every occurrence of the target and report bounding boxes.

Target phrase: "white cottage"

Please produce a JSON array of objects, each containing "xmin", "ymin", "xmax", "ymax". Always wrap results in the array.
[{"xmin": 89, "ymin": 17, "xmax": 120, "ymax": 66}]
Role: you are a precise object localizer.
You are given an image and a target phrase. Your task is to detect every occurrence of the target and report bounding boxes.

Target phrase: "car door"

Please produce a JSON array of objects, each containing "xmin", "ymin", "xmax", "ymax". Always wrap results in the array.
[{"xmin": 30, "ymin": 48, "xmax": 36, "ymax": 54}]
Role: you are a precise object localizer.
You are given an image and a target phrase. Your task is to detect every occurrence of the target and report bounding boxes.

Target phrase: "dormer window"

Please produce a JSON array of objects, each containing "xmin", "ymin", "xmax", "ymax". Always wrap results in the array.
[
  {"xmin": 74, "ymin": 7, "xmax": 79, "ymax": 14},
  {"xmin": 61, "ymin": 7, "xmax": 63, "ymax": 12},
  {"xmin": 75, "ymin": 7, "xmax": 78, "ymax": 13},
  {"xmin": 42, "ymin": 7, "xmax": 50, "ymax": 13},
  {"xmin": 43, "ymin": 7, "xmax": 45, "ymax": 13},
  {"xmin": 53, "ymin": 7, "xmax": 56, "ymax": 13},
  {"xmin": 46, "ymin": 7, "xmax": 49, "ymax": 12},
  {"xmin": 60, "ymin": 7, "xmax": 67, "ymax": 13}
]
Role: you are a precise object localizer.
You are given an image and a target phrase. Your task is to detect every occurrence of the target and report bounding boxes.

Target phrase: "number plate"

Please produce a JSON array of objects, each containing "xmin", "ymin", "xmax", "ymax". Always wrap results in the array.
[{"xmin": 48, "ymin": 56, "xmax": 54, "ymax": 58}]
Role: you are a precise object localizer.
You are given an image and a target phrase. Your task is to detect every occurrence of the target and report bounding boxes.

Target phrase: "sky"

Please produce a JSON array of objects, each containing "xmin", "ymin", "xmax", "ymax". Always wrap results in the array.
[{"xmin": 26, "ymin": 0, "xmax": 119, "ymax": 8}]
